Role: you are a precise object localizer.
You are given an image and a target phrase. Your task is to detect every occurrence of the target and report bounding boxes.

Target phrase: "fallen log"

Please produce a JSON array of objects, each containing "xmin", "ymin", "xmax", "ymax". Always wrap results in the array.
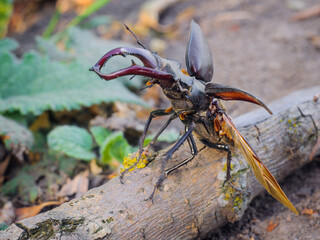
[{"xmin": 2, "ymin": 86, "xmax": 320, "ymax": 240}]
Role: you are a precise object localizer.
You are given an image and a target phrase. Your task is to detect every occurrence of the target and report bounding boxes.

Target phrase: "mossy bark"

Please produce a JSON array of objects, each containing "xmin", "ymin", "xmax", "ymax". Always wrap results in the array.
[{"xmin": 2, "ymin": 86, "xmax": 320, "ymax": 240}]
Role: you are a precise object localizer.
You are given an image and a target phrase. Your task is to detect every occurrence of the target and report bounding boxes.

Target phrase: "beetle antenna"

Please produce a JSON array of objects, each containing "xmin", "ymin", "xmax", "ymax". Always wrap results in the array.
[
  {"xmin": 124, "ymin": 24, "xmax": 147, "ymax": 49},
  {"xmin": 130, "ymin": 75, "xmax": 136, "ymax": 80}
]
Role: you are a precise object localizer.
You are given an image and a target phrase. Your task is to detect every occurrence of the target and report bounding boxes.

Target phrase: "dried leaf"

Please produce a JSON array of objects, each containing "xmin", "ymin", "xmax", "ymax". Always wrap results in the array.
[
  {"xmin": 106, "ymin": 172, "xmax": 118, "ymax": 180},
  {"xmin": 0, "ymin": 154, "xmax": 11, "ymax": 185},
  {"xmin": 301, "ymin": 208, "xmax": 315, "ymax": 215},
  {"xmin": 58, "ymin": 170, "xmax": 89, "ymax": 198},
  {"xmin": 308, "ymin": 35, "xmax": 320, "ymax": 50},
  {"xmin": 290, "ymin": 4, "xmax": 320, "ymax": 21},
  {"xmin": 56, "ymin": 0, "xmax": 94, "ymax": 14},
  {"xmin": 176, "ymin": 6, "xmax": 196, "ymax": 24},
  {"xmin": 135, "ymin": 0, "xmax": 182, "ymax": 34},
  {"xmin": 267, "ymin": 221, "xmax": 279, "ymax": 232},
  {"xmin": 29, "ymin": 112, "xmax": 51, "ymax": 132},
  {"xmin": 15, "ymin": 200, "xmax": 65, "ymax": 221},
  {"xmin": 214, "ymin": 11, "xmax": 254, "ymax": 24},
  {"xmin": 9, "ymin": 0, "xmax": 40, "ymax": 34},
  {"xmin": 90, "ymin": 159, "xmax": 103, "ymax": 175}
]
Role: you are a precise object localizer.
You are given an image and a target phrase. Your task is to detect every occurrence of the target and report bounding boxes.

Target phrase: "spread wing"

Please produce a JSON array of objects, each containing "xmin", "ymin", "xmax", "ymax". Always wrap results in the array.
[{"xmin": 215, "ymin": 112, "xmax": 298, "ymax": 215}]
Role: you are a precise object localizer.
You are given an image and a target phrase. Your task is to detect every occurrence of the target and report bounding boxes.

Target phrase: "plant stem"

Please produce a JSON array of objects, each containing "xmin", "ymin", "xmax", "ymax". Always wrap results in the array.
[
  {"xmin": 66, "ymin": 0, "xmax": 111, "ymax": 29},
  {"xmin": 43, "ymin": 9, "xmax": 61, "ymax": 39}
]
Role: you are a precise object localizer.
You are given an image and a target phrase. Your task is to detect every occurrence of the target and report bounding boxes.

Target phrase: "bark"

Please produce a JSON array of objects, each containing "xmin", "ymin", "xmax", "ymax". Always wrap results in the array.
[{"xmin": 2, "ymin": 86, "xmax": 320, "ymax": 240}]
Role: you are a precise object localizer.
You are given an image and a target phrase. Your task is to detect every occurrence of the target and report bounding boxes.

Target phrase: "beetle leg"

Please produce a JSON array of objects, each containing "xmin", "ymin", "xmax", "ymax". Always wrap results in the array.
[
  {"xmin": 146, "ymin": 124, "xmax": 196, "ymax": 201},
  {"xmin": 120, "ymin": 108, "xmax": 176, "ymax": 183},
  {"xmin": 163, "ymin": 133, "xmax": 203, "ymax": 177},
  {"xmin": 200, "ymin": 139, "xmax": 251, "ymax": 194},
  {"xmin": 147, "ymin": 113, "xmax": 178, "ymax": 148},
  {"xmin": 200, "ymin": 139, "xmax": 232, "ymax": 179}
]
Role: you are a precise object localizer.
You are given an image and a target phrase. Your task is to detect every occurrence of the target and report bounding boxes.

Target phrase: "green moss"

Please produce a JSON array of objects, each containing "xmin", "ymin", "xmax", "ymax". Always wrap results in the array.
[
  {"xmin": 17, "ymin": 219, "xmax": 59, "ymax": 240},
  {"xmin": 60, "ymin": 218, "xmax": 85, "ymax": 233},
  {"xmin": 17, "ymin": 218, "xmax": 85, "ymax": 240},
  {"xmin": 106, "ymin": 217, "xmax": 114, "ymax": 224}
]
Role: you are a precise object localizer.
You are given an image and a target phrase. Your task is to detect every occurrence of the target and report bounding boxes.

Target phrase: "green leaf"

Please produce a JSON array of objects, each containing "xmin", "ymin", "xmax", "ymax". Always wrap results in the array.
[
  {"xmin": 81, "ymin": 15, "xmax": 111, "ymax": 29},
  {"xmin": 1, "ymin": 156, "xmax": 66, "ymax": 204},
  {"xmin": 0, "ymin": 115, "xmax": 34, "ymax": 150},
  {"xmin": 0, "ymin": 222, "xmax": 9, "ymax": 231},
  {"xmin": 58, "ymin": 155, "xmax": 78, "ymax": 176},
  {"xmin": 90, "ymin": 126, "xmax": 111, "ymax": 147},
  {"xmin": 0, "ymin": 38, "xmax": 17, "ymax": 52},
  {"xmin": 47, "ymin": 126, "xmax": 96, "ymax": 161},
  {"xmin": 0, "ymin": 28, "xmax": 148, "ymax": 116},
  {"xmin": 36, "ymin": 36, "xmax": 70, "ymax": 61},
  {"xmin": 1, "ymin": 173, "xmax": 39, "ymax": 203},
  {"xmin": 100, "ymin": 131, "xmax": 134, "ymax": 164}
]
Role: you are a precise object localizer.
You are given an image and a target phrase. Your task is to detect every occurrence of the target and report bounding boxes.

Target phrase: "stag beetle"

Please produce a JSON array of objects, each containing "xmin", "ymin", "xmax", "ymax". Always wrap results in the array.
[{"xmin": 90, "ymin": 20, "xmax": 298, "ymax": 214}]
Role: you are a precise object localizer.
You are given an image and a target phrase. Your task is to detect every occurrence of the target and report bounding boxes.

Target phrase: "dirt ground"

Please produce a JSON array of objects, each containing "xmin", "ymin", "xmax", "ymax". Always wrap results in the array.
[{"xmin": 9, "ymin": 0, "xmax": 320, "ymax": 239}]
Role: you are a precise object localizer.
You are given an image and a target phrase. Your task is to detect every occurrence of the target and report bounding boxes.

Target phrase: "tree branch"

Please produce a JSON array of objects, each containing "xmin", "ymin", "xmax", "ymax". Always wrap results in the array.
[{"xmin": 2, "ymin": 86, "xmax": 320, "ymax": 240}]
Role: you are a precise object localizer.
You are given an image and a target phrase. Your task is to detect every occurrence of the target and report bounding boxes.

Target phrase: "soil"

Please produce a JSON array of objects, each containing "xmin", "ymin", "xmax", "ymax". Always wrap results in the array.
[{"xmin": 8, "ymin": 0, "xmax": 320, "ymax": 239}]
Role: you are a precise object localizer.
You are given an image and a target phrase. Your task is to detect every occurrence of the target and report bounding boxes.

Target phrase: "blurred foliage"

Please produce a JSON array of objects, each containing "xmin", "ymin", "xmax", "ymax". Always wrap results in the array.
[
  {"xmin": 44, "ymin": 0, "xmax": 111, "ymax": 38},
  {"xmin": 0, "ymin": 222, "xmax": 8, "ymax": 231},
  {"xmin": 0, "ymin": 22, "xmax": 151, "ymax": 211},
  {"xmin": 90, "ymin": 125, "xmax": 134, "ymax": 164},
  {"xmin": 1, "ymin": 172, "xmax": 39, "ymax": 203},
  {"xmin": 99, "ymin": 131, "xmax": 135, "ymax": 165},
  {"xmin": 0, "ymin": 115, "xmax": 34, "ymax": 150},
  {"xmin": 0, "ymin": 1, "xmax": 180, "ymax": 214},
  {"xmin": 66, "ymin": 0, "xmax": 112, "ymax": 29},
  {"xmin": 47, "ymin": 125, "xmax": 136, "ymax": 165},
  {"xmin": 0, "ymin": 0, "xmax": 12, "ymax": 38},
  {"xmin": 0, "ymin": 29, "xmax": 147, "ymax": 116},
  {"xmin": 90, "ymin": 126, "xmax": 111, "ymax": 146},
  {"xmin": 48, "ymin": 126, "xmax": 95, "ymax": 161},
  {"xmin": 1, "ymin": 153, "xmax": 76, "ymax": 203},
  {"xmin": 81, "ymin": 15, "xmax": 111, "ymax": 29}
]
